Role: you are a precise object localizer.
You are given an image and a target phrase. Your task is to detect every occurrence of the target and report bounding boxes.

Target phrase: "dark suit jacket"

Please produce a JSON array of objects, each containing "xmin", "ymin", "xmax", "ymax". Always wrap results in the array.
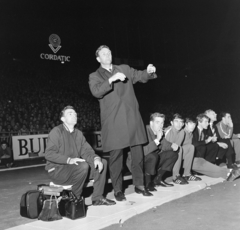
[
  {"xmin": 143, "ymin": 125, "xmax": 172, "ymax": 156},
  {"xmin": 192, "ymin": 127, "xmax": 208, "ymax": 147}
]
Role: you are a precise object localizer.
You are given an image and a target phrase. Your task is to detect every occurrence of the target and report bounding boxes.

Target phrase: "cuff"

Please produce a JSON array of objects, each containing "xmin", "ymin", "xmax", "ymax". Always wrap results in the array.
[
  {"xmin": 94, "ymin": 157, "xmax": 101, "ymax": 161},
  {"xmin": 67, "ymin": 157, "xmax": 71, "ymax": 164},
  {"xmin": 154, "ymin": 139, "xmax": 160, "ymax": 146}
]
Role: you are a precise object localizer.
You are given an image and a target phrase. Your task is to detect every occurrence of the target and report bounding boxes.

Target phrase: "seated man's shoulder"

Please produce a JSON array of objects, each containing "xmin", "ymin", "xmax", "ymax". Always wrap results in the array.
[{"xmin": 164, "ymin": 126, "xmax": 172, "ymax": 135}]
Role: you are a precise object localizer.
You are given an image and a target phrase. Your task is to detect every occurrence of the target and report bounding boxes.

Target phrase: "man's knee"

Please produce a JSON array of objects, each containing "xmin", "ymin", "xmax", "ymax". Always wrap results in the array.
[
  {"xmin": 168, "ymin": 151, "xmax": 178, "ymax": 161},
  {"xmin": 78, "ymin": 162, "xmax": 89, "ymax": 175},
  {"xmin": 145, "ymin": 152, "xmax": 158, "ymax": 163}
]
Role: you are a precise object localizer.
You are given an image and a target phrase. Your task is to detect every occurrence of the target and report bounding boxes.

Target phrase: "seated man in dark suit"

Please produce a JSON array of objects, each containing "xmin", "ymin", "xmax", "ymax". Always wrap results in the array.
[
  {"xmin": 192, "ymin": 113, "xmax": 219, "ymax": 163},
  {"xmin": 143, "ymin": 113, "xmax": 178, "ymax": 190},
  {"xmin": 205, "ymin": 109, "xmax": 236, "ymax": 169}
]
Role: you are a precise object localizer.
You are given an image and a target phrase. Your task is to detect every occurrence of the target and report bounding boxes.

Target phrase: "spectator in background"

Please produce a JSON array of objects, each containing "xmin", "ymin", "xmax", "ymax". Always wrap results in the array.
[{"xmin": 0, "ymin": 141, "xmax": 13, "ymax": 168}]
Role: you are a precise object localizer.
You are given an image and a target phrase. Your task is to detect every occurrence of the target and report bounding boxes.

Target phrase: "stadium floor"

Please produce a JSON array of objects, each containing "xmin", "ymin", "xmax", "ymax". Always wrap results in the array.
[{"xmin": 1, "ymin": 163, "xmax": 238, "ymax": 230}]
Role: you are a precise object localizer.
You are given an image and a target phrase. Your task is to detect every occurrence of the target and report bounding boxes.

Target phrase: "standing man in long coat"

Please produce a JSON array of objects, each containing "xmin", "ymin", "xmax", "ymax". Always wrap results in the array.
[{"xmin": 89, "ymin": 45, "xmax": 157, "ymax": 201}]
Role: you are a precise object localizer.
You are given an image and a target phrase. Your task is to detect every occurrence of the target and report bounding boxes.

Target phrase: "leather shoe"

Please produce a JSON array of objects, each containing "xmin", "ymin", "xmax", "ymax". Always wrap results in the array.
[
  {"xmin": 228, "ymin": 163, "xmax": 238, "ymax": 170},
  {"xmin": 154, "ymin": 181, "xmax": 167, "ymax": 187},
  {"xmin": 135, "ymin": 186, "xmax": 153, "ymax": 196},
  {"xmin": 146, "ymin": 182, "xmax": 157, "ymax": 192},
  {"xmin": 161, "ymin": 180, "xmax": 174, "ymax": 187},
  {"xmin": 114, "ymin": 191, "xmax": 126, "ymax": 201},
  {"xmin": 92, "ymin": 198, "xmax": 116, "ymax": 206},
  {"xmin": 227, "ymin": 167, "xmax": 240, "ymax": 182}
]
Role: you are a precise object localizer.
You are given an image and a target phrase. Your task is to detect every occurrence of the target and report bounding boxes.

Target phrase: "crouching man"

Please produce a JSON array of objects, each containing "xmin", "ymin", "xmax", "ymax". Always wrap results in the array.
[{"xmin": 45, "ymin": 106, "xmax": 116, "ymax": 206}]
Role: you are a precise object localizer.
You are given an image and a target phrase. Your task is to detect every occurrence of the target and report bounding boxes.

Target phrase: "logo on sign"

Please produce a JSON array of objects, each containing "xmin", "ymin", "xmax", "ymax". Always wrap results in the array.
[{"xmin": 48, "ymin": 34, "xmax": 61, "ymax": 54}]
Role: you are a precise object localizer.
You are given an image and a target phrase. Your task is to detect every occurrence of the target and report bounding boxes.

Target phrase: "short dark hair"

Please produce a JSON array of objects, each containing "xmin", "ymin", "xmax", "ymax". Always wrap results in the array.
[
  {"xmin": 171, "ymin": 113, "xmax": 184, "ymax": 122},
  {"xmin": 219, "ymin": 112, "xmax": 231, "ymax": 119},
  {"xmin": 196, "ymin": 113, "xmax": 209, "ymax": 123},
  {"xmin": 150, "ymin": 112, "xmax": 165, "ymax": 122},
  {"xmin": 185, "ymin": 117, "xmax": 196, "ymax": 124},
  {"xmin": 59, "ymin": 105, "xmax": 75, "ymax": 120},
  {"xmin": 95, "ymin": 45, "xmax": 110, "ymax": 57}
]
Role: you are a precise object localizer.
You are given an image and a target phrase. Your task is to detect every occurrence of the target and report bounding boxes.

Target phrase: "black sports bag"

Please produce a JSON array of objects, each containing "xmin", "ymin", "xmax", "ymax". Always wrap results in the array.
[{"xmin": 20, "ymin": 190, "xmax": 44, "ymax": 219}]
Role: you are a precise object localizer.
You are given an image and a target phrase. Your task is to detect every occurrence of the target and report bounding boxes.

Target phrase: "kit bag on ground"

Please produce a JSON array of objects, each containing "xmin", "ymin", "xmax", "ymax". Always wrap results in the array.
[
  {"xmin": 38, "ymin": 195, "xmax": 62, "ymax": 221},
  {"xmin": 20, "ymin": 190, "xmax": 44, "ymax": 219},
  {"xmin": 59, "ymin": 191, "xmax": 86, "ymax": 220}
]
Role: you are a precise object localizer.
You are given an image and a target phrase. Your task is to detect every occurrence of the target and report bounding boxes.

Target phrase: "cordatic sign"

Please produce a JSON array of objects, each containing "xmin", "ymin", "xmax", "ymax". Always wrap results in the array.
[{"xmin": 40, "ymin": 34, "xmax": 70, "ymax": 63}]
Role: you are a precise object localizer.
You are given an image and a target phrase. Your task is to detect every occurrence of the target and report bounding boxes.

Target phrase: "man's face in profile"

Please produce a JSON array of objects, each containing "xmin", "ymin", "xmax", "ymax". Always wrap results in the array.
[
  {"xmin": 199, "ymin": 118, "xmax": 209, "ymax": 129},
  {"xmin": 206, "ymin": 110, "xmax": 217, "ymax": 122}
]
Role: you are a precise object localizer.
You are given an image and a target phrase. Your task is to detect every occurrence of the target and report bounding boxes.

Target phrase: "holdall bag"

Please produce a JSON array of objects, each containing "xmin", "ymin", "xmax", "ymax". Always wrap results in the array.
[
  {"xmin": 65, "ymin": 197, "xmax": 85, "ymax": 220},
  {"xmin": 58, "ymin": 190, "xmax": 86, "ymax": 220},
  {"xmin": 20, "ymin": 190, "xmax": 44, "ymax": 219},
  {"xmin": 38, "ymin": 195, "xmax": 62, "ymax": 221}
]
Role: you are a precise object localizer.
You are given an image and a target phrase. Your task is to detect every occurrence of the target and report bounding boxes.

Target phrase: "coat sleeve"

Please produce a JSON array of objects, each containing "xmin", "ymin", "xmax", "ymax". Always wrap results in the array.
[
  {"xmin": 124, "ymin": 65, "xmax": 157, "ymax": 84},
  {"xmin": 143, "ymin": 140, "xmax": 158, "ymax": 156},
  {"xmin": 77, "ymin": 132, "xmax": 99, "ymax": 164},
  {"xmin": 45, "ymin": 128, "xmax": 69, "ymax": 164},
  {"xmin": 89, "ymin": 73, "xmax": 113, "ymax": 99},
  {"xmin": 160, "ymin": 138, "xmax": 173, "ymax": 151}
]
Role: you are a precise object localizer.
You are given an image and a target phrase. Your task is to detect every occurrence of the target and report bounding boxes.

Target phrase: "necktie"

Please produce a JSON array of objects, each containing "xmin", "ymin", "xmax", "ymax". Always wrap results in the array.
[{"xmin": 199, "ymin": 130, "xmax": 204, "ymax": 141}]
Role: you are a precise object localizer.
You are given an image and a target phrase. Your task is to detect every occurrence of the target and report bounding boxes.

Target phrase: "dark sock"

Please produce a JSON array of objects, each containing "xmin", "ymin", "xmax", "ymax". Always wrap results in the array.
[
  {"xmin": 154, "ymin": 169, "xmax": 166, "ymax": 183},
  {"xmin": 145, "ymin": 174, "xmax": 151, "ymax": 186}
]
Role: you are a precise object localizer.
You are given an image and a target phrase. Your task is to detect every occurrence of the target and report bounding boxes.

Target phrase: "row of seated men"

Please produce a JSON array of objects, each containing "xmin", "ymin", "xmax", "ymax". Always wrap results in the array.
[
  {"xmin": 44, "ymin": 106, "xmax": 240, "ymax": 207},
  {"xmin": 135, "ymin": 109, "xmax": 240, "ymax": 192}
]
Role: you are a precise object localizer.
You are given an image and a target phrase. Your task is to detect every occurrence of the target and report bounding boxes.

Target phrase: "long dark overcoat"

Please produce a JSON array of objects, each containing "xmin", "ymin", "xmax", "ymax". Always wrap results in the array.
[{"xmin": 89, "ymin": 64, "xmax": 157, "ymax": 152}]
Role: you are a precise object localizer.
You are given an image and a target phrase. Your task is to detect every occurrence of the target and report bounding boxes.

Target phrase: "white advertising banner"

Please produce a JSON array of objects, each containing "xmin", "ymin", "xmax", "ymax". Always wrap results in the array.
[
  {"xmin": 12, "ymin": 134, "xmax": 48, "ymax": 160},
  {"xmin": 12, "ymin": 131, "xmax": 103, "ymax": 160}
]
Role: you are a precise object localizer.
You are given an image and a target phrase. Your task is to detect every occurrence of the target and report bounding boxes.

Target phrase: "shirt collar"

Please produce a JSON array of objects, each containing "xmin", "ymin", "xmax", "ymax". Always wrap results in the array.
[{"xmin": 99, "ymin": 64, "xmax": 113, "ymax": 73}]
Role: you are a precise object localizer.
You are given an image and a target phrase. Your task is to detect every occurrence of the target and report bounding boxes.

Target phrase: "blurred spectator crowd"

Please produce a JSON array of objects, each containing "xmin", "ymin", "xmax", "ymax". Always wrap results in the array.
[{"xmin": 0, "ymin": 59, "xmax": 239, "ymax": 142}]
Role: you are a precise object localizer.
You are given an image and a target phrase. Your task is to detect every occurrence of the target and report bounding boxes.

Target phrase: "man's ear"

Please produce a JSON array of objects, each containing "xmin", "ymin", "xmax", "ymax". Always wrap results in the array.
[
  {"xmin": 171, "ymin": 121, "xmax": 173, "ymax": 126},
  {"xmin": 61, "ymin": 116, "xmax": 65, "ymax": 123},
  {"xmin": 150, "ymin": 121, "xmax": 153, "ymax": 127},
  {"xmin": 96, "ymin": 57, "xmax": 100, "ymax": 63}
]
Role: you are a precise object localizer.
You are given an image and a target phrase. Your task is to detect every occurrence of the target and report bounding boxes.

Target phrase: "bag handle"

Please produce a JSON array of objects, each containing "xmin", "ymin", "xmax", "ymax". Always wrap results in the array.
[{"xmin": 48, "ymin": 195, "xmax": 59, "ymax": 209}]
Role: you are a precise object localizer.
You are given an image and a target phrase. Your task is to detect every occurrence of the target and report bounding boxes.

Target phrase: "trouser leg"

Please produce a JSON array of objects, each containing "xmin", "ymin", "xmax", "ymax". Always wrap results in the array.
[
  {"xmin": 232, "ymin": 139, "xmax": 240, "ymax": 162},
  {"xmin": 154, "ymin": 150, "xmax": 178, "ymax": 183},
  {"xmin": 158, "ymin": 150, "xmax": 178, "ymax": 171},
  {"xmin": 205, "ymin": 143, "xmax": 218, "ymax": 163},
  {"xmin": 130, "ymin": 145, "xmax": 144, "ymax": 186},
  {"xmin": 108, "ymin": 149, "xmax": 123, "ymax": 193},
  {"xmin": 144, "ymin": 152, "xmax": 158, "ymax": 175},
  {"xmin": 48, "ymin": 162, "xmax": 89, "ymax": 198},
  {"xmin": 91, "ymin": 159, "xmax": 107, "ymax": 201},
  {"xmin": 182, "ymin": 144, "xmax": 194, "ymax": 176},
  {"xmin": 172, "ymin": 148, "xmax": 182, "ymax": 179},
  {"xmin": 192, "ymin": 157, "xmax": 229, "ymax": 179},
  {"xmin": 195, "ymin": 145, "xmax": 206, "ymax": 158}
]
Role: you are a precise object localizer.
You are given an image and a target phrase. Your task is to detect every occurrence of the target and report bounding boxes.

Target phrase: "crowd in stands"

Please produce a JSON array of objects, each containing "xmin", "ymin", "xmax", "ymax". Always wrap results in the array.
[{"xmin": 0, "ymin": 59, "xmax": 239, "ymax": 143}]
